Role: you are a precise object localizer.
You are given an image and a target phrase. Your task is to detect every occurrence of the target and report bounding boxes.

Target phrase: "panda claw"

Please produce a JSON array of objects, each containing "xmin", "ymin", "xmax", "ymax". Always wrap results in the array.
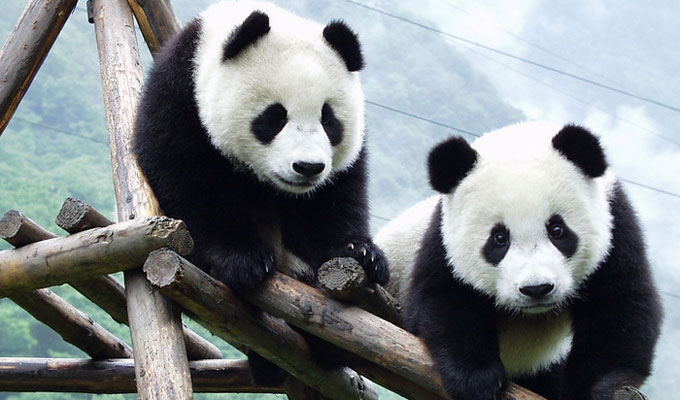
[
  {"xmin": 348, "ymin": 243, "xmax": 355, "ymax": 250},
  {"xmin": 371, "ymin": 255, "xmax": 375, "ymax": 263},
  {"xmin": 361, "ymin": 248, "xmax": 367, "ymax": 257}
]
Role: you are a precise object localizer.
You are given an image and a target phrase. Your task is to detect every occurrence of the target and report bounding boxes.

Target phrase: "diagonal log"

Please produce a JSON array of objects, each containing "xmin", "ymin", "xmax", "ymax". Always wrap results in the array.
[
  {"xmin": 0, "ymin": 215, "xmax": 192, "ymax": 298},
  {"xmin": 126, "ymin": 0, "xmax": 180, "ymax": 55},
  {"xmin": 54, "ymin": 198, "xmax": 222, "ymax": 360},
  {"xmin": 0, "ymin": 210, "xmax": 131, "ymax": 359},
  {"xmin": 143, "ymin": 249, "xmax": 379, "ymax": 400},
  {"xmin": 0, "ymin": 358, "xmax": 283, "ymax": 394},
  {"xmin": 143, "ymin": 249, "xmax": 545, "ymax": 400},
  {"xmin": 0, "ymin": 0, "xmax": 78, "ymax": 136}
]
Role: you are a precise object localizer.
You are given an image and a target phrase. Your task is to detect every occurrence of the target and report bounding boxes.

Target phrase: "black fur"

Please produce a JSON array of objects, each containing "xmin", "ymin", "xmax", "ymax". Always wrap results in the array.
[
  {"xmin": 547, "ymin": 214, "xmax": 578, "ymax": 258},
  {"xmin": 251, "ymin": 103, "xmax": 287, "ymax": 144},
  {"xmin": 223, "ymin": 11, "xmax": 271, "ymax": 61},
  {"xmin": 321, "ymin": 103, "xmax": 343, "ymax": 146},
  {"xmin": 428, "ymin": 136, "xmax": 478, "ymax": 194},
  {"xmin": 322, "ymin": 20, "xmax": 364, "ymax": 72},
  {"xmin": 134, "ymin": 15, "xmax": 387, "ymax": 386},
  {"xmin": 552, "ymin": 124, "xmax": 607, "ymax": 178},
  {"xmin": 481, "ymin": 223, "xmax": 510, "ymax": 266},
  {"xmin": 404, "ymin": 185, "xmax": 662, "ymax": 400}
]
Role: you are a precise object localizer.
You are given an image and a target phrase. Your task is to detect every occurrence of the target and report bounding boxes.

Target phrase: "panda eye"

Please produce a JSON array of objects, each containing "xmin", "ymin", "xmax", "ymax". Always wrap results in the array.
[
  {"xmin": 493, "ymin": 230, "xmax": 509, "ymax": 247},
  {"xmin": 549, "ymin": 223, "xmax": 564, "ymax": 239},
  {"xmin": 321, "ymin": 103, "xmax": 343, "ymax": 146}
]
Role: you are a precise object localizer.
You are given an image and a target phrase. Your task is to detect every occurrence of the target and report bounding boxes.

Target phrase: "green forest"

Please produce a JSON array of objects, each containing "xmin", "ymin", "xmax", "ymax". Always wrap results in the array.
[{"xmin": 1, "ymin": 0, "xmax": 678, "ymax": 399}]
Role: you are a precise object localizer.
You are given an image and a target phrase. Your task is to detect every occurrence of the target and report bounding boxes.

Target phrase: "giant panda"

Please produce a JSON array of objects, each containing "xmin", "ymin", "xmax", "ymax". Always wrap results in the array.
[
  {"xmin": 375, "ymin": 122, "xmax": 662, "ymax": 400},
  {"xmin": 133, "ymin": 1, "xmax": 389, "ymax": 383}
]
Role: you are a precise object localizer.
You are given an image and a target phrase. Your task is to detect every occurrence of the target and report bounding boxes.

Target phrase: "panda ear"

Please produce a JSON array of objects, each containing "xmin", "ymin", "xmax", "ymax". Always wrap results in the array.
[
  {"xmin": 223, "ymin": 11, "xmax": 271, "ymax": 61},
  {"xmin": 323, "ymin": 20, "xmax": 364, "ymax": 72},
  {"xmin": 428, "ymin": 137, "xmax": 478, "ymax": 194},
  {"xmin": 552, "ymin": 124, "xmax": 607, "ymax": 178}
]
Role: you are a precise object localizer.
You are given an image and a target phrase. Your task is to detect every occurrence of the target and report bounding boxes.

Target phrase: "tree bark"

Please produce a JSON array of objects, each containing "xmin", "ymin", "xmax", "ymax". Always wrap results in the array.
[
  {"xmin": 143, "ymin": 249, "xmax": 379, "ymax": 400},
  {"xmin": 0, "ymin": 358, "xmax": 283, "ymax": 394},
  {"xmin": 0, "ymin": 216, "xmax": 192, "ymax": 298},
  {"xmin": 0, "ymin": 0, "xmax": 77, "ymax": 135},
  {"xmin": 55, "ymin": 198, "xmax": 223, "ymax": 360}
]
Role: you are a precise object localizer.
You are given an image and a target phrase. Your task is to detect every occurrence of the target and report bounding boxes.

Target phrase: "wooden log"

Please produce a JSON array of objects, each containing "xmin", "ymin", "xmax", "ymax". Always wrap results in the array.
[
  {"xmin": 143, "ymin": 249, "xmax": 379, "ymax": 400},
  {"xmin": 0, "ymin": 358, "xmax": 283, "ymax": 394},
  {"xmin": 318, "ymin": 257, "xmax": 403, "ymax": 326},
  {"xmin": 249, "ymin": 264, "xmax": 544, "ymax": 399},
  {"xmin": 92, "ymin": 0, "xmax": 193, "ymax": 396},
  {"xmin": 614, "ymin": 386, "xmax": 649, "ymax": 400},
  {"xmin": 55, "ymin": 198, "xmax": 223, "ymax": 360},
  {"xmin": 127, "ymin": 0, "xmax": 180, "ymax": 55},
  {"xmin": 0, "ymin": 210, "xmax": 132, "ymax": 359},
  {"xmin": 0, "ymin": 0, "xmax": 77, "ymax": 136},
  {"xmin": 0, "ymin": 216, "xmax": 192, "ymax": 298}
]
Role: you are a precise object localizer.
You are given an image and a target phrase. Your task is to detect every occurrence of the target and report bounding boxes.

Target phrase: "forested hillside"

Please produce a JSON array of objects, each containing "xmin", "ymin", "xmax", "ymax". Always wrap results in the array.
[{"xmin": 2, "ymin": 0, "xmax": 677, "ymax": 399}]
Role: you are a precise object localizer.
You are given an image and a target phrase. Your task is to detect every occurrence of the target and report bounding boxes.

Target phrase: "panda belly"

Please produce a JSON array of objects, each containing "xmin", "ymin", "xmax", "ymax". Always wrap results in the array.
[{"xmin": 498, "ymin": 311, "xmax": 572, "ymax": 378}]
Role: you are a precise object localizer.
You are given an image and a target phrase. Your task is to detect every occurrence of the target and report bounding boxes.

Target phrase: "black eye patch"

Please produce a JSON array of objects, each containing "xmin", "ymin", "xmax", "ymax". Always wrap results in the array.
[
  {"xmin": 251, "ymin": 103, "xmax": 287, "ymax": 144},
  {"xmin": 321, "ymin": 103, "xmax": 343, "ymax": 146},
  {"xmin": 482, "ymin": 223, "xmax": 510, "ymax": 266},
  {"xmin": 546, "ymin": 215, "xmax": 578, "ymax": 257}
]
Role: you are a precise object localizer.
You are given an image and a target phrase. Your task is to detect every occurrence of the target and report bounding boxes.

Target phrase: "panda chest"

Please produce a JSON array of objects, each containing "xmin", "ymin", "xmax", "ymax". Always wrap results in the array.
[{"xmin": 497, "ymin": 311, "xmax": 573, "ymax": 378}]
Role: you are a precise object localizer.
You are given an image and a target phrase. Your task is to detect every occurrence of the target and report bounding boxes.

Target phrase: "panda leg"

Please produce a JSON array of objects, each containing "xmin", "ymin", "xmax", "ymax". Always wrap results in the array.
[
  {"xmin": 247, "ymin": 350, "xmax": 287, "ymax": 386},
  {"xmin": 513, "ymin": 362, "xmax": 563, "ymax": 400}
]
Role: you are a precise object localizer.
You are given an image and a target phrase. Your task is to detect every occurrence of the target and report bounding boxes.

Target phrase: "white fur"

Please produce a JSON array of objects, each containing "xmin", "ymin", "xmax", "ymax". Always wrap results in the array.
[
  {"xmin": 193, "ymin": 1, "xmax": 365, "ymax": 194},
  {"xmin": 376, "ymin": 121, "xmax": 617, "ymax": 375}
]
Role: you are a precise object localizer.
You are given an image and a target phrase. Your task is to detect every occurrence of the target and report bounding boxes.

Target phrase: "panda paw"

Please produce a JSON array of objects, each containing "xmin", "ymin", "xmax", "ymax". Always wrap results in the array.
[
  {"xmin": 207, "ymin": 244, "xmax": 276, "ymax": 293},
  {"xmin": 342, "ymin": 239, "xmax": 390, "ymax": 286},
  {"xmin": 443, "ymin": 364, "xmax": 507, "ymax": 400}
]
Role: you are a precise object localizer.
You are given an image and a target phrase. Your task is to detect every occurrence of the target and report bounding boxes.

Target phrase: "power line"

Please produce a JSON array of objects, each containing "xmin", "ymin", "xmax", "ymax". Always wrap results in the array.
[
  {"xmin": 339, "ymin": 0, "xmax": 680, "ymax": 114},
  {"xmin": 619, "ymin": 178, "xmax": 680, "ymax": 199},
  {"xmin": 12, "ymin": 117, "xmax": 108, "ymax": 145}
]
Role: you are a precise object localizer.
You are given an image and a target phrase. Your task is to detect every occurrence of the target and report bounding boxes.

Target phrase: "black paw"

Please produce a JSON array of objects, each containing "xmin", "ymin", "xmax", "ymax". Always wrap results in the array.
[
  {"xmin": 340, "ymin": 240, "xmax": 389, "ymax": 286},
  {"xmin": 206, "ymin": 244, "xmax": 276, "ymax": 293},
  {"xmin": 444, "ymin": 365, "xmax": 507, "ymax": 400},
  {"xmin": 247, "ymin": 350, "xmax": 287, "ymax": 386}
]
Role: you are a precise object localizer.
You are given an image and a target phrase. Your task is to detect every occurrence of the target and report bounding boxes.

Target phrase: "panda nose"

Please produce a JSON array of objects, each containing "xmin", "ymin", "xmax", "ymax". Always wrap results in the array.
[
  {"xmin": 519, "ymin": 283, "xmax": 555, "ymax": 299},
  {"xmin": 293, "ymin": 162, "xmax": 325, "ymax": 177}
]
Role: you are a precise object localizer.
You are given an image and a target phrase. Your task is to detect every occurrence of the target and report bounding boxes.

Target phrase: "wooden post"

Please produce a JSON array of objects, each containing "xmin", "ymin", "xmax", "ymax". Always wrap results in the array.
[
  {"xmin": 0, "ymin": 216, "xmax": 192, "ymax": 297},
  {"xmin": 143, "ymin": 249, "xmax": 379, "ymax": 400},
  {"xmin": 0, "ymin": 358, "xmax": 283, "ymax": 394},
  {"xmin": 127, "ymin": 0, "xmax": 181, "ymax": 55},
  {"xmin": 0, "ymin": 0, "xmax": 77, "ymax": 136},
  {"xmin": 54, "ymin": 199, "xmax": 223, "ymax": 360},
  {"xmin": 91, "ymin": 0, "xmax": 194, "ymax": 396}
]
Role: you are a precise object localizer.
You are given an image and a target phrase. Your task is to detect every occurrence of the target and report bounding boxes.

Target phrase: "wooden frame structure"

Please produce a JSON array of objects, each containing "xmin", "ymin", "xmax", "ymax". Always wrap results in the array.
[{"xmin": 0, "ymin": 1, "xmax": 649, "ymax": 400}]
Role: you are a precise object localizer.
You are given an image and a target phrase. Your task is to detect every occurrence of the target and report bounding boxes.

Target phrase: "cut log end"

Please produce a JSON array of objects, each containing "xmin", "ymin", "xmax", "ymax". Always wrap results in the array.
[
  {"xmin": 55, "ymin": 197, "xmax": 113, "ymax": 233},
  {"xmin": 1, "ymin": 210, "xmax": 57, "ymax": 247},
  {"xmin": 614, "ymin": 386, "xmax": 648, "ymax": 400},
  {"xmin": 143, "ymin": 248, "xmax": 185, "ymax": 288},
  {"xmin": 0, "ymin": 210, "xmax": 22, "ymax": 239},
  {"xmin": 146, "ymin": 216, "xmax": 194, "ymax": 256},
  {"xmin": 317, "ymin": 257, "xmax": 365, "ymax": 297}
]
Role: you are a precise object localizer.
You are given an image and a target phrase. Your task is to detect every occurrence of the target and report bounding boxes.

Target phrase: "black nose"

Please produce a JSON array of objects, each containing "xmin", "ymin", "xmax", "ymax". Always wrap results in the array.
[
  {"xmin": 519, "ymin": 283, "xmax": 555, "ymax": 299},
  {"xmin": 293, "ymin": 162, "xmax": 325, "ymax": 177}
]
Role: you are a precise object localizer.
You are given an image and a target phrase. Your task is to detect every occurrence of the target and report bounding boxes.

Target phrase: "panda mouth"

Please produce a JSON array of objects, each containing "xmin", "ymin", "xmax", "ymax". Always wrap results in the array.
[{"xmin": 273, "ymin": 174, "xmax": 317, "ymax": 189}]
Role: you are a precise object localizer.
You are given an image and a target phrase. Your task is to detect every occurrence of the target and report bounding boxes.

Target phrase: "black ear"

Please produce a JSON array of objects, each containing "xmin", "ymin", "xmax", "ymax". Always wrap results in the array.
[
  {"xmin": 323, "ymin": 20, "xmax": 364, "ymax": 72},
  {"xmin": 552, "ymin": 124, "xmax": 607, "ymax": 178},
  {"xmin": 223, "ymin": 11, "xmax": 271, "ymax": 61},
  {"xmin": 428, "ymin": 137, "xmax": 478, "ymax": 194}
]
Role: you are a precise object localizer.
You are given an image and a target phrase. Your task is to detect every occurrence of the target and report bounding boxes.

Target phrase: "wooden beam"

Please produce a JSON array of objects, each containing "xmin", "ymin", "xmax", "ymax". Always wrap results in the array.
[
  {"xmin": 318, "ymin": 257, "xmax": 403, "ymax": 326},
  {"xmin": 0, "ymin": 216, "xmax": 192, "ymax": 298},
  {"xmin": 0, "ymin": 0, "xmax": 77, "ymax": 136},
  {"xmin": 127, "ymin": 0, "xmax": 180, "ymax": 55},
  {"xmin": 143, "ymin": 249, "xmax": 379, "ymax": 400},
  {"xmin": 92, "ymin": 0, "xmax": 195, "ymax": 397},
  {"xmin": 0, "ymin": 358, "xmax": 283, "ymax": 394},
  {"xmin": 54, "ymin": 198, "xmax": 223, "ymax": 360}
]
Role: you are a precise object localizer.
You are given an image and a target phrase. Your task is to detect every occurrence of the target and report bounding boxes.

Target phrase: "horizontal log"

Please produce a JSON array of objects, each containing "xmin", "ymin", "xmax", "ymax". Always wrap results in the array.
[
  {"xmin": 55, "ymin": 198, "xmax": 222, "ymax": 360},
  {"xmin": 143, "ymin": 249, "xmax": 378, "ymax": 400},
  {"xmin": 614, "ymin": 386, "xmax": 648, "ymax": 400},
  {"xmin": 1, "ymin": 211, "xmax": 132, "ymax": 358},
  {"xmin": 318, "ymin": 257, "xmax": 403, "ymax": 326},
  {"xmin": 0, "ymin": 0, "xmax": 77, "ymax": 135},
  {"xmin": 0, "ymin": 358, "xmax": 282, "ymax": 393},
  {"xmin": 0, "ymin": 216, "xmax": 192, "ymax": 298}
]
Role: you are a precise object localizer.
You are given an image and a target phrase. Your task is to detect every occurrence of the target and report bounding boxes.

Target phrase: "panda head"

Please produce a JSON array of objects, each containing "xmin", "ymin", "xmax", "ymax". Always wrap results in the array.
[
  {"xmin": 193, "ymin": 2, "xmax": 365, "ymax": 194},
  {"xmin": 429, "ymin": 122, "xmax": 615, "ymax": 314}
]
